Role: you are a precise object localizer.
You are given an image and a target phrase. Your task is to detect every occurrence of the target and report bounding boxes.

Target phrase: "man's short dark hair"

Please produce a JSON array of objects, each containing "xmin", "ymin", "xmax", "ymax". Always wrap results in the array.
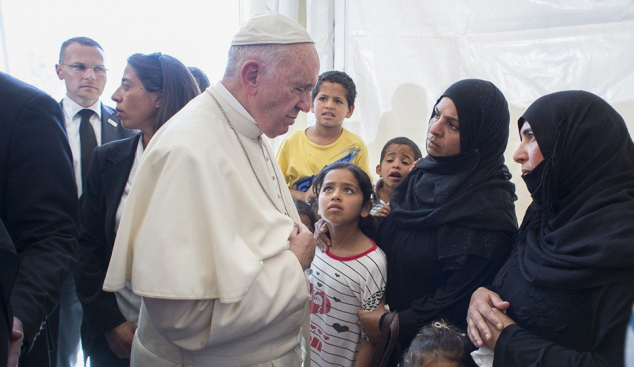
[{"xmin": 59, "ymin": 37, "xmax": 103, "ymax": 62}]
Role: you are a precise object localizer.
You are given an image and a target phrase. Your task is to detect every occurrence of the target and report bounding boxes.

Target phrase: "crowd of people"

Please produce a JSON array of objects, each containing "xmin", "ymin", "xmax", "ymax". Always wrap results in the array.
[{"xmin": 1, "ymin": 10, "xmax": 633, "ymax": 367}]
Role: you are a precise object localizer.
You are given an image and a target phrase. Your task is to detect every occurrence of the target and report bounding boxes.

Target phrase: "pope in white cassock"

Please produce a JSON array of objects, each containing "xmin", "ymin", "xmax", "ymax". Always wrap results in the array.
[{"xmin": 103, "ymin": 12, "xmax": 319, "ymax": 367}]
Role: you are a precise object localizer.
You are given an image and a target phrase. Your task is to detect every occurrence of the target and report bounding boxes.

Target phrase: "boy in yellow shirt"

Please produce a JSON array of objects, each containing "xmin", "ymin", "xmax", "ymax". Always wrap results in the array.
[{"xmin": 277, "ymin": 71, "xmax": 371, "ymax": 203}]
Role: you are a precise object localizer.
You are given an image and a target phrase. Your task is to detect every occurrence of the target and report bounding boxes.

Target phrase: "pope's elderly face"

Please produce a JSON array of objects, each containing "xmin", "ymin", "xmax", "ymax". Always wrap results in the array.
[{"xmin": 253, "ymin": 43, "xmax": 319, "ymax": 138}]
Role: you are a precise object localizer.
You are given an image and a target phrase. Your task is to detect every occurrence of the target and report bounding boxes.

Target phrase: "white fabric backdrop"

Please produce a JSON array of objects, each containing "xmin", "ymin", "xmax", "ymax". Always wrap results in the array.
[{"xmin": 289, "ymin": 0, "xmax": 634, "ymax": 220}]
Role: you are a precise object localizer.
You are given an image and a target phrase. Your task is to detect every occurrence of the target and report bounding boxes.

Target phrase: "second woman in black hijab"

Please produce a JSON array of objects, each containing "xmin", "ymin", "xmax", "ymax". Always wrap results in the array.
[
  {"xmin": 467, "ymin": 90, "xmax": 634, "ymax": 366},
  {"xmin": 353, "ymin": 79, "xmax": 518, "ymax": 361}
]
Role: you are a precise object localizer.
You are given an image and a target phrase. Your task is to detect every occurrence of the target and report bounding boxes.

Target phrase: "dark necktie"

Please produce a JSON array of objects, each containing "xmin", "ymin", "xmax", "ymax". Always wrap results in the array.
[{"xmin": 78, "ymin": 109, "xmax": 97, "ymax": 186}]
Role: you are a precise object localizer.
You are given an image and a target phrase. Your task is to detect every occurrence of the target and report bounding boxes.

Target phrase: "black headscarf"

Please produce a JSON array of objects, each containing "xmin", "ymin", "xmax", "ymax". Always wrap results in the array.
[
  {"xmin": 517, "ymin": 90, "xmax": 634, "ymax": 289},
  {"xmin": 390, "ymin": 79, "xmax": 517, "ymax": 262}
]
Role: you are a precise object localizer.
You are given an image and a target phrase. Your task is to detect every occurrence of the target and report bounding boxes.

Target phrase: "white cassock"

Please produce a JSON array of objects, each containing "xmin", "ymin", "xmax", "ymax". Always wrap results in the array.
[{"xmin": 104, "ymin": 81, "xmax": 310, "ymax": 367}]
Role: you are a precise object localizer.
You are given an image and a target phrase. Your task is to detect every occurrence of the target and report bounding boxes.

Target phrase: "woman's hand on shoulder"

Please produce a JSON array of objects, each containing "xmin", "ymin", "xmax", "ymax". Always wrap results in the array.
[
  {"xmin": 410, "ymin": 158, "xmax": 421, "ymax": 172},
  {"xmin": 466, "ymin": 287, "xmax": 510, "ymax": 348},
  {"xmin": 313, "ymin": 219, "xmax": 331, "ymax": 252},
  {"xmin": 373, "ymin": 203, "xmax": 391, "ymax": 218}
]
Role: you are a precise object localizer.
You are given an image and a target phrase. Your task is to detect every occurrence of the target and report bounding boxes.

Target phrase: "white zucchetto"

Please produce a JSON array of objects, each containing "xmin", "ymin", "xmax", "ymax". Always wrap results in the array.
[{"xmin": 232, "ymin": 11, "xmax": 314, "ymax": 46}]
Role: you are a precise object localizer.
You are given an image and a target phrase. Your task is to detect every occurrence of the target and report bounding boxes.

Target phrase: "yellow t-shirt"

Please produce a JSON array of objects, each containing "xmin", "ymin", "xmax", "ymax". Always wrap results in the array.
[{"xmin": 276, "ymin": 128, "xmax": 372, "ymax": 191}]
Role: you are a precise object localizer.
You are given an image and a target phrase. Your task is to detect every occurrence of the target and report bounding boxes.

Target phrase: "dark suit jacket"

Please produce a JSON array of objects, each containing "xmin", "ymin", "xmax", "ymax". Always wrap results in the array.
[
  {"xmin": 59, "ymin": 100, "xmax": 134, "ymax": 146},
  {"xmin": 0, "ymin": 219, "xmax": 18, "ymax": 367},
  {"xmin": 75, "ymin": 134, "xmax": 141, "ymax": 355},
  {"xmin": 0, "ymin": 72, "xmax": 79, "ymax": 351}
]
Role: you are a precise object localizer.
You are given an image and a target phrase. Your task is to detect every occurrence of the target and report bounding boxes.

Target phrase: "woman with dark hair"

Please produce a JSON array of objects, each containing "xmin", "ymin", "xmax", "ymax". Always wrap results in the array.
[
  {"xmin": 467, "ymin": 90, "xmax": 634, "ymax": 367},
  {"xmin": 75, "ymin": 52, "xmax": 199, "ymax": 367},
  {"xmin": 317, "ymin": 79, "xmax": 518, "ymax": 365}
]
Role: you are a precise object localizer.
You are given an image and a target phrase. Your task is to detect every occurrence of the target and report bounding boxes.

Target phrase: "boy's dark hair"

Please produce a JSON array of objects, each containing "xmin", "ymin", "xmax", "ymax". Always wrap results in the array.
[
  {"xmin": 294, "ymin": 199, "xmax": 316, "ymax": 230},
  {"xmin": 312, "ymin": 162, "xmax": 376, "ymax": 237},
  {"xmin": 310, "ymin": 70, "xmax": 357, "ymax": 107},
  {"xmin": 59, "ymin": 37, "xmax": 103, "ymax": 62},
  {"xmin": 402, "ymin": 321, "xmax": 477, "ymax": 367},
  {"xmin": 127, "ymin": 53, "xmax": 200, "ymax": 133},
  {"xmin": 380, "ymin": 137, "xmax": 423, "ymax": 162}
]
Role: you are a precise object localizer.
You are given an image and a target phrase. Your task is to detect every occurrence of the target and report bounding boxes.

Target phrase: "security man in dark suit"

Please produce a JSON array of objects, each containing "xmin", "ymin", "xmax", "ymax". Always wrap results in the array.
[
  {"xmin": 41, "ymin": 37, "xmax": 133, "ymax": 367},
  {"xmin": 56, "ymin": 37, "xmax": 133, "ymax": 196},
  {"xmin": 0, "ymin": 71, "xmax": 79, "ymax": 367}
]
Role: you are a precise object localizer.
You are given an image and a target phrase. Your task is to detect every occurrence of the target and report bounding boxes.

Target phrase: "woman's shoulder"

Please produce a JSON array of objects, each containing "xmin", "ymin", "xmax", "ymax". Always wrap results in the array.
[
  {"xmin": 95, "ymin": 134, "xmax": 141, "ymax": 159},
  {"xmin": 590, "ymin": 277, "xmax": 634, "ymax": 307},
  {"xmin": 98, "ymin": 134, "xmax": 139, "ymax": 150}
]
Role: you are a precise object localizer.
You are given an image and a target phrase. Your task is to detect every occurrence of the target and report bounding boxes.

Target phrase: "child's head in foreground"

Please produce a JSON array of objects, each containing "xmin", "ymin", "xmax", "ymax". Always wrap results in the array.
[
  {"xmin": 376, "ymin": 137, "xmax": 422, "ymax": 190},
  {"xmin": 401, "ymin": 321, "xmax": 476, "ymax": 367},
  {"xmin": 312, "ymin": 162, "xmax": 376, "ymax": 236},
  {"xmin": 310, "ymin": 71, "xmax": 357, "ymax": 128}
]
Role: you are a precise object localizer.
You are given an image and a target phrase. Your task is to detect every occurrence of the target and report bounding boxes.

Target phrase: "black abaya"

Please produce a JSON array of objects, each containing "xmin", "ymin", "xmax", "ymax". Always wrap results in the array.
[
  {"xmin": 379, "ymin": 79, "xmax": 518, "ymax": 358},
  {"xmin": 492, "ymin": 90, "xmax": 634, "ymax": 366}
]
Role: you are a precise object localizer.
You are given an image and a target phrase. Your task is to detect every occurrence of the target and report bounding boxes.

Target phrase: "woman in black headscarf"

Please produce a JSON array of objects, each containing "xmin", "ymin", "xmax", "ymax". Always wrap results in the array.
[
  {"xmin": 317, "ymin": 79, "xmax": 518, "ymax": 362},
  {"xmin": 467, "ymin": 90, "xmax": 634, "ymax": 366}
]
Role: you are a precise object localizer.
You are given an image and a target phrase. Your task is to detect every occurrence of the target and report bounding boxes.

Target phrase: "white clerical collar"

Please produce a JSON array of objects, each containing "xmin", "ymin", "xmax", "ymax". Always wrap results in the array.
[
  {"xmin": 62, "ymin": 97, "xmax": 102, "ymax": 120},
  {"xmin": 213, "ymin": 81, "xmax": 262, "ymax": 137}
]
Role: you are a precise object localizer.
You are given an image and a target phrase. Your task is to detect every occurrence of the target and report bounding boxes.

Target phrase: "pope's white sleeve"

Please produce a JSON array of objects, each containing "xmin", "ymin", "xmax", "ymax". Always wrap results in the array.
[
  {"xmin": 143, "ymin": 297, "xmax": 214, "ymax": 351},
  {"xmin": 205, "ymin": 250, "xmax": 308, "ymax": 344},
  {"xmin": 141, "ymin": 251, "xmax": 308, "ymax": 348}
]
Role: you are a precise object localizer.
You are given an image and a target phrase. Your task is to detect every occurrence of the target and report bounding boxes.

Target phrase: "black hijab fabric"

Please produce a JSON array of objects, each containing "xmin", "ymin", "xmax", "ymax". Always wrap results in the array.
[
  {"xmin": 517, "ymin": 90, "xmax": 634, "ymax": 289},
  {"xmin": 390, "ymin": 79, "xmax": 517, "ymax": 261}
]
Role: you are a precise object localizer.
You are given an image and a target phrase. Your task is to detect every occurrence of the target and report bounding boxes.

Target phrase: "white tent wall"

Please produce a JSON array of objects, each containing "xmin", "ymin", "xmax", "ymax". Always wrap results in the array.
[
  {"xmin": 0, "ymin": 1, "xmax": 240, "ymax": 103},
  {"xmin": 0, "ymin": 0, "xmax": 8, "ymax": 72},
  {"xmin": 294, "ymin": 0, "xmax": 634, "ymax": 221},
  {"xmin": 246, "ymin": 0, "xmax": 318, "ymax": 150},
  {"xmin": 1, "ymin": 0, "xmax": 632, "ymax": 220}
]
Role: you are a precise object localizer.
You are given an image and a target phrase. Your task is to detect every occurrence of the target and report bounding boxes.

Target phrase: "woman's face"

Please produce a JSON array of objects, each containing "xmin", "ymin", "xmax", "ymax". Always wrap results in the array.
[
  {"xmin": 111, "ymin": 64, "xmax": 161, "ymax": 136},
  {"xmin": 513, "ymin": 120, "xmax": 545, "ymax": 175},
  {"xmin": 426, "ymin": 97, "xmax": 461, "ymax": 157}
]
